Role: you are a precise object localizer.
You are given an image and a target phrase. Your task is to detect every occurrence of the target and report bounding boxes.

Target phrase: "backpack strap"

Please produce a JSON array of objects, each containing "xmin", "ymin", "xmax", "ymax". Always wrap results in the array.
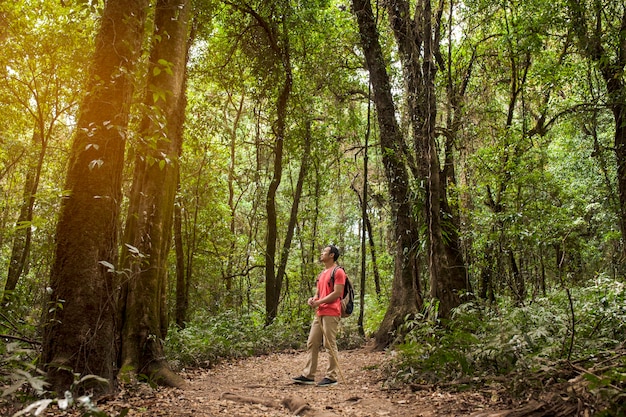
[{"xmin": 329, "ymin": 266, "xmax": 342, "ymax": 288}]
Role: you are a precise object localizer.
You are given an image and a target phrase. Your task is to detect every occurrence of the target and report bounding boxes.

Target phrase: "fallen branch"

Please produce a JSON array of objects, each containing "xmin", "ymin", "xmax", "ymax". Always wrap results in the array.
[
  {"xmin": 220, "ymin": 392, "xmax": 280, "ymax": 408},
  {"xmin": 220, "ymin": 392, "xmax": 339, "ymax": 416}
]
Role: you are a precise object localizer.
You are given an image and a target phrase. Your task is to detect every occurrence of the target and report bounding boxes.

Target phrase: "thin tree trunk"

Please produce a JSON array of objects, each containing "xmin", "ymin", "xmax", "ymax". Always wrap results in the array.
[
  {"xmin": 174, "ymin": 198, "xmax": 187, "ymax": 328},
  {"xmin": 119, "ymin": 0, "xmax": 190, "ymax": 388},
  {"xmin": 275, "ymin": 120, "xmax": 311, "ymax": 310},
  {"xmin": 225, "ymin": 93, "xmax": 245, "ymax": 307},
  {"xmin": 42, "ymin": 0, "xmax": 149, "ymax": 395},
  {"xmin": 244, "ymin": 8, "xmax": 293, "ymax": 325},
  {"xmin": 2, "ymin": 130, "xmax": 46, "ymax": 306}
]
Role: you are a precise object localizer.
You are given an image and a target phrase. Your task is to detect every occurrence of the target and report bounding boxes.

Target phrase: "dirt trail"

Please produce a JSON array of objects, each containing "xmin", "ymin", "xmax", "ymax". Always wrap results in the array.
[{"xmin": 41, "ymin": 348, "xmax": 502, "ymax": 416}]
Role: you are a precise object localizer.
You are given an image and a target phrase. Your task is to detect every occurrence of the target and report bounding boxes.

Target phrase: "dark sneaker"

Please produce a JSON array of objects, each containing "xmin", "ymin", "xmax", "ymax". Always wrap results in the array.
[
  {"xmin": 292, "ymin": 375, "xmax": 315, "ymax": 385},
  {"xmin": 316, "ymin": 377, "xmax": 338, "ymax": 387}
]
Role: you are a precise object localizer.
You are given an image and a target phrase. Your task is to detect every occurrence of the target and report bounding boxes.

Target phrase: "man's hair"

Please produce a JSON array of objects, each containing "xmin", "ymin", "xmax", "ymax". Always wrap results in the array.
[{"xmin": 327, "ymin": 245, "xmax": 340, "ymax": 261}]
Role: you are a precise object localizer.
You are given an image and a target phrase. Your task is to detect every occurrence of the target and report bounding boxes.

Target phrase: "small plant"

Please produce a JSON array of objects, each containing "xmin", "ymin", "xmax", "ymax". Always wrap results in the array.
[{"xmin": 1, "ymin": 341, "xmax": 117, "ymax": 417}]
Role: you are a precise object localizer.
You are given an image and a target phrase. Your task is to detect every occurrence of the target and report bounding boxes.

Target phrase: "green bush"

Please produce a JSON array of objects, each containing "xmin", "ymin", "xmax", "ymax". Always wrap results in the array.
[
  {"xmin": 165, "ymin": 310, "xmax": 309, "ymax": 368},
  {"xmin": 165, "ymin": 309, "xmax": 368, "ymax": 368},
  {"xmin": 388, "ymin": 277, "xmax": 626, "ymax": 388}
]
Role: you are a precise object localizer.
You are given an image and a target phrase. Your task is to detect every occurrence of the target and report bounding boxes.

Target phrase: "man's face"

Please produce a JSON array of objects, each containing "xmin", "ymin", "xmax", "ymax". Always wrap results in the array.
[{"xmin": 320, "ymin": 246, "xmax": 332, "ymax": 262}]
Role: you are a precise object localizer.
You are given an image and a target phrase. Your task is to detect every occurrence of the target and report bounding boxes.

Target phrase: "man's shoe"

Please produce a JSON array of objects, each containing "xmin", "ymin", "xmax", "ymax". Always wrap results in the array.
[
  {"xmin": 316, "ymin": 377, "xmax": 338, "ymax": 387},
  {"xmin": 292, "ymin": 375, "xmax": 315, "ymax": 385}
]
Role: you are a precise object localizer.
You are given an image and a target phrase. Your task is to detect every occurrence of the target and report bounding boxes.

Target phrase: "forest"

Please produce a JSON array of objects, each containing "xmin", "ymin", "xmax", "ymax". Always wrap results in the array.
[{"xmin": 0, "ymin": 0, "xmax": 625, "ymax": 415}]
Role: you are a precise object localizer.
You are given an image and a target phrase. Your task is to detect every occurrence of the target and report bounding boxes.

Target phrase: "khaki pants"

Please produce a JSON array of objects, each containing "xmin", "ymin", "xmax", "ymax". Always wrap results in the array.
[{"xmin": 302, "ymin": 315, "xmax": 341, "ymax": 380}]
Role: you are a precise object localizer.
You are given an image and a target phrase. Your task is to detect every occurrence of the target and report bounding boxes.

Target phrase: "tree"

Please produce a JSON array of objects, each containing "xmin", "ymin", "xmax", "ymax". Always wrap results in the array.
[
  {"xmin": 119, "ymin": 0, "xmax": 191, "ymax": 388},
  {"xmin": 567, "ymin": 0, "xmax": 626, "ymax": 258},
  {"xmin": 352, "ymin": 0, "xmax": 423, "ymax": 349},
  {"xmin": 0, "ymin": 0, "xmax": 89, "ymax": 306},
  {"xmin": 384, "ymin": 0, "xmax": 468, "ymax": 319},
  {"xmin": 42, "ymin": 0, "xmax": 149, "ymax": 395}
]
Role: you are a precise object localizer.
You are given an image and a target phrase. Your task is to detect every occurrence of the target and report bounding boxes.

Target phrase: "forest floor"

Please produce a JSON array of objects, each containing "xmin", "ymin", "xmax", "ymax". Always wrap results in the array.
[{"xmin": 36, "ymin": 347, "xmax": 525, "ymax": 417}]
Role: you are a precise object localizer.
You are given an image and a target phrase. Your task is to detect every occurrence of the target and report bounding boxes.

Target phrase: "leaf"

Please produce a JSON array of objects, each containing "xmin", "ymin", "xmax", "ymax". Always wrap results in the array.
[
  {"xmin": 76, "ymin": 374, "xmax": 109, "ymax": 386},
  {"xmin": 88, "ymin": 159, "xmax": 103, "ymax": 170},
  {"xmin": 124, "ymin": 244, "xmax": 145, "ymax": 258},
  {"xmin": 99, "ymin": 260, "xmax": 115, "ymax": 271},
  {"xmin": 12, "ymin": 399, "xmax": 53, "ymax": 416}
]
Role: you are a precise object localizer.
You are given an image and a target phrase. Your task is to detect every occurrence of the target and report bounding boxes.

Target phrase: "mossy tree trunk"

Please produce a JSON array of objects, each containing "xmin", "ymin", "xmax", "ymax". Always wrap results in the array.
[
  {"xmin": 352, "ymin": 0, "xmax": 423, "ymax": 349},
  {"xmin": 385, "ymin": 0, "xmax": 468, "ymax": 320},
  {"xmin": 119, "ymin": 0, "xmax": 191, "ymax": 388},
  {"xmin": 42, "ymin": 0, "xmax": 149, "ymax": 395}
]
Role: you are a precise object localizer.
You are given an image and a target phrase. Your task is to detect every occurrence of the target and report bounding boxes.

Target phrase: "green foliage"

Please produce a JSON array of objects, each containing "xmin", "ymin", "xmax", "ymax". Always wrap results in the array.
[
  {"xmin": 362, "ymin": 293, "xmax": 387, "ymax": 336},
  {"xmin": 166, "ymin": 309, "xmax": 367, "ymax": 367},
  {"xmin": 0, "ymin": 343, "xmax": 45, "ymax": 405},
  {"xmin": 387, "ymin": 278, "xmax": 626, "ymax": 391},
  {"xmin": 165, "ymin": 311, "xmax": 308, "ymax": 367},
  {"xmin": 0, "ymin": 341, "xmax": 113, "ymax": 417}
]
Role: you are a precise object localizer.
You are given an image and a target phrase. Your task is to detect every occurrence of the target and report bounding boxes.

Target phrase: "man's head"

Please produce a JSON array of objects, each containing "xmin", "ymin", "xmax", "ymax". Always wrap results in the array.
[{"xmin": 327, "ymin": 245, "xmax": 340, "ymax": 261}]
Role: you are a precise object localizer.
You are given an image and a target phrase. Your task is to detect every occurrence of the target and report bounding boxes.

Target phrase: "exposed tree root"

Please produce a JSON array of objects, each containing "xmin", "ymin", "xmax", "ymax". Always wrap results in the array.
[
  {"xmin": 221, "ymin": 392, "xmax": 340, "ymax": 416},
  {"xmin": 150, "ymin": 365, "xmax": 187, "ymax": 389},
  {"xmin": 119, "ymin": 361, "xmax": 187, "ymax": 389}
]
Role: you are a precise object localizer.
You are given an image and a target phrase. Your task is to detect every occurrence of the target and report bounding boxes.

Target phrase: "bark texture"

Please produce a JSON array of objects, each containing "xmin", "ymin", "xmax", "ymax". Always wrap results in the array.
[
  {"xmin": 386, "ymin": 0, "xmax": 468, "ymax": 319},
  {"xmin": 42, "ymin": 0, "xmax": 149, "ymax": 395},
  {"xmin": 119, "ymin": 0, "xmax": 190, "ymax": 388},
  {"xmin": 352, "ymin": 0, "xmax": 423, "ymax": 349}
]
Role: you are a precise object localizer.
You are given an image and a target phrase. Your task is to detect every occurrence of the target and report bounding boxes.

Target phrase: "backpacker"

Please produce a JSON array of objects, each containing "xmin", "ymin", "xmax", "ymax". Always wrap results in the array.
[{"xmin": 330, "ymin": 266, "xmax": 354, "ymax": 318}]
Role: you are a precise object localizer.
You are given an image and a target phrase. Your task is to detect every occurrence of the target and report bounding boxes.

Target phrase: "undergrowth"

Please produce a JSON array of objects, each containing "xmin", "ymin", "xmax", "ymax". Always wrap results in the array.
[
  {"xmin": 165, "ymin": 310, "xmax": 365, "ymax": 369},
  {"xmin": 385, "ymin": 276, "xmax": 626, "ymax": 414}
]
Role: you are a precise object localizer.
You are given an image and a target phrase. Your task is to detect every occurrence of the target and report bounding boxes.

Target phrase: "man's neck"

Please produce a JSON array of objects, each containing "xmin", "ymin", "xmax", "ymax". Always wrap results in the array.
[{"xmin": 324, "ymin": 261, "xmax": 336, "ymax": 270}]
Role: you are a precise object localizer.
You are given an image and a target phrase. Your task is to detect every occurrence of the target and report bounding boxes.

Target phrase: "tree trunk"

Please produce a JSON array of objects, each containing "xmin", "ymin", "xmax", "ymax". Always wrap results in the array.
[
  {"xmin": 119, "ymin": 0, "xmax": 190, "ymax": 389},
  {"xmin": 352, "ymin": 0, "xmax": 423, "ymax": 349},
  {"xmin": 385, "ymin": 0, "xmax": 468, "ymax": 320},
  {"xmin": 2, "ymin": 130, "xmax": 46, "ymax": 306},
  {"xmin": 253, "ymin": 9, "xmax": 292, "ymax": 325},
  {"xmin": 225, "ymin": 94, "xmax": 245, "ymax": 307},
  {"xmin": 568, "ymin": 1, "xmax": 626, "ymax": 256},
  {"xmin": 275, "ymin": 120, "xmax": 311, "ymax": 315},
  {"xmin": 42, "ymin": 0, "xmax": 149, "ymax": 395},
  {"xmin": 174, "ymin": 198, "xmax": 187, "ymax": 328}
]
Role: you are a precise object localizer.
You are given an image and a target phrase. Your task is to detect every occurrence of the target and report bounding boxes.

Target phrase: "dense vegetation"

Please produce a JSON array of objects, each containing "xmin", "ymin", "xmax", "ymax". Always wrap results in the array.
[{"xmin": 1, "ymin": 0, "xmax": 625, "ymax": 415}]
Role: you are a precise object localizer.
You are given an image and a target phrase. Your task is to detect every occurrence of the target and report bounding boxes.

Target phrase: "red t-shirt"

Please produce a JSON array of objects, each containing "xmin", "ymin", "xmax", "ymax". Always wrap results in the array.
[{"xmin": 316, "ymin": 266, "xmax": 346, "ymax": 317}]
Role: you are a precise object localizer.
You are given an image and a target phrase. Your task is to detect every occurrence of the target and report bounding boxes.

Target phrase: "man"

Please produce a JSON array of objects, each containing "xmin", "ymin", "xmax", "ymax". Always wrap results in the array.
[{"xmin": 292, "ymin": 244, "xmax": 346, "ymax": 387}]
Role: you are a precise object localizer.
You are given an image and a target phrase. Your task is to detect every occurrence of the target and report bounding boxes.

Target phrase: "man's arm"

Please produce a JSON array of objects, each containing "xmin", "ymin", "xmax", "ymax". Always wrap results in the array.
[{"xmin": 309, "ymin": 284, "xmax": 344, "ymax": 308}]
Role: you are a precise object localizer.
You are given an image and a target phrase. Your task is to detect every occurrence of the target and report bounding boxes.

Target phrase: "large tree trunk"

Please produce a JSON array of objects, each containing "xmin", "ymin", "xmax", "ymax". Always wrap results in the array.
[
  {"xmin": 119, "ymin": 0, "xmax": 190, "ymax": 389},
  {"xmin": 352, "ymin": 0, "xmax": 423, "ymax": 350},
  {"xmin": 386, "ymin": 0, "xmax": 468, "ymax": 320},
  {"xmin": 42, "ymin": 0, "xmax": 149, "ymax": 395}
]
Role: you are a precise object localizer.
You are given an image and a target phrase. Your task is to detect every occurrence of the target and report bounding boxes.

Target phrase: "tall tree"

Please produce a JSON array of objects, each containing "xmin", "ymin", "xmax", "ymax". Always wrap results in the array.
[
  {"xmin": 223, "ymin": 0, "xmax": 294, "ymax": 324},
  {"xmin": 385, "ymin": 0, "xmax": 468, "ymax": 319},
  {"xmin": 119, "ymin": 0, "xmax": 191, "ymax": 388},
  {"xmin": 352, "ymin": 0, "xmax": 423, "ymax": 349},
  {"xmin": 0, "ymin": 0, "xmax": 88, "ymax": 306},
  {"xmin": 42, "ymin": 0, "xmax": 149, "ymax": 395},
  {"xmin": 257, "ymin": 6, "xmax": 293, "ymax": 325},
  {"xmin": 567, "ymin": 0, "xmax": 626, "ymax": 256}
]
